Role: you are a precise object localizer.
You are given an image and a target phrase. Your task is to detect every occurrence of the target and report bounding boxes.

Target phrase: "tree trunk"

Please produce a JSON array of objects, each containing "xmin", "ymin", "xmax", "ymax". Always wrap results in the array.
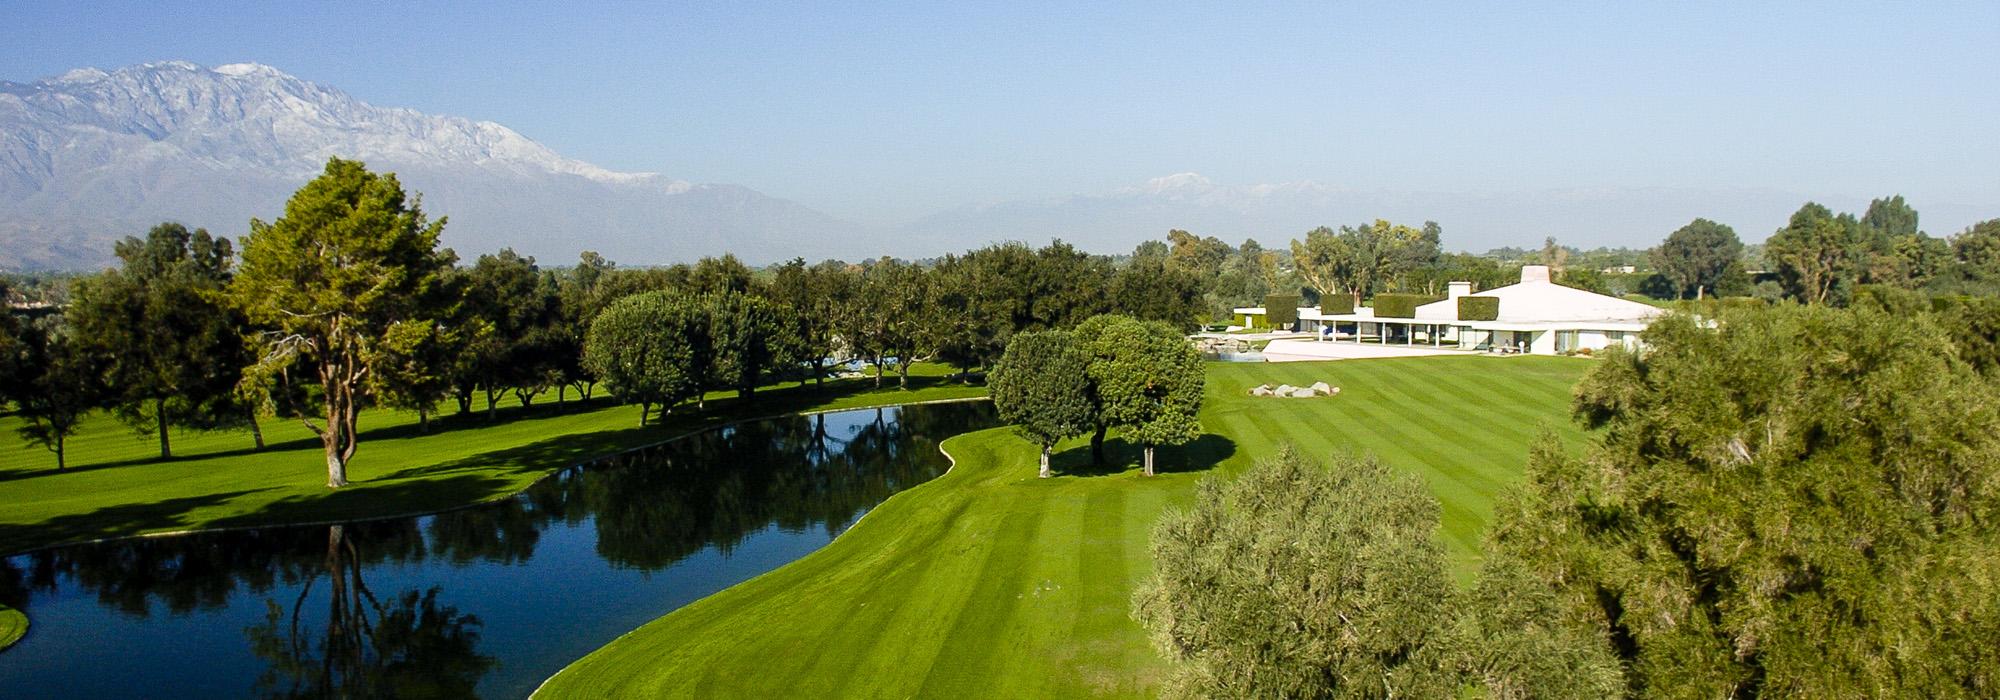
[
  {"xmin": 1143, "ymin": 445, "xmax": 1155, "ymax": 477},
  {"xmin": 156, "ymin": 396, "xmax": 172, "ymax": 459},
  {"xmin": 1091, "ymin": 426, "xmax": 1107, "ymax": 465},
  {"xmin": 54, "ymin": 435, "xmax": 66, "ymax": 471},
  {"xmin": 639, "ymin": 401, "xmax": 651, "ymax": 427},
  {"xmin": 558, "ymin": 384, "xmax": 567, "ymax": 409},
  {"xmin": 1039, "ymin": 445, "xmax": 1052, "ymax": 478},
  {"xmin": 417, "ymin": 407, "xmax": 430, "ymax": 433},
  {"xmin": 485, "ymin": 387, "xmax": 499, "ymax": 422},
  {"xmin": 1696, "ymin": 285, "xmax": 1705, "ymax": 301},
  {"xmin": 814, "ymin": 360, "xmax": 825, "ymax": 388},
  {"xmin": 326, "ymin": 447, "xmax": 348, "ymax": 488},
  {"xmin": 248, "ymin": 409, "xmax": 265, "ymax": 450},
  {"xmin": 323, "ymin": 370, "xmax": 353, "ymax": 489},
  {"xmin": 898, "ymin": 361, "xmax": 910, "ymax": 389}
]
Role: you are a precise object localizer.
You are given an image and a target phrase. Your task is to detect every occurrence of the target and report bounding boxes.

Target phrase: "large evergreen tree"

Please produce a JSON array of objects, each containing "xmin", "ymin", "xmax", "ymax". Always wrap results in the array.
[
  {"xmin": 232, "ymin": 158, "xmax": 459, "ymax": 488},
  {"xmin": 1766, "ymin": 202, "xmax": 1864, "ymax": 304},
  {"xmin": 1651, "ymin": 218, "xmax": 1742, "ymax": 300}
]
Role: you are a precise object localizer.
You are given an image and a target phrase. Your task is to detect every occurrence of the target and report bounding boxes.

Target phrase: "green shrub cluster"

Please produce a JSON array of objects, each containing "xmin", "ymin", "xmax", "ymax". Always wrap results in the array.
[
  {"xmin": 1457, "ymin": 295, "xmax": 1499, "ymax": 321},
  {"xmin": 1262, "ymin": 294, "xmax": 1299, "ymax": 328},
  {"xmin": 1372, "ymin": 293, "xmax": 1437, "ymax": 319},
  {"xmin": 1320, "ymin": 294, "xmax": 1355, "ymax": 314}
]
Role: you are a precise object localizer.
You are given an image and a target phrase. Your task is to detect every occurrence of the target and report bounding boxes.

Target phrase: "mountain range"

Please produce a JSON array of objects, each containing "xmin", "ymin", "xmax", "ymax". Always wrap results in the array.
[
  {"xmin": 0, "ymin": 61, "xmax": 857, "ymax": 270},
  {"xmin": 4, "ymin": 62, "xmax": 1989, "ymax": 271}
]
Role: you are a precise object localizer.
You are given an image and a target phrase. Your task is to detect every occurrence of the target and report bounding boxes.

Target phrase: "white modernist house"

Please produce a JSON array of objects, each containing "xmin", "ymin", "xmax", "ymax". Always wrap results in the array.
[{"xmin": 1237, "ymin": 265, "xmax": 1666, "ymax": 356}]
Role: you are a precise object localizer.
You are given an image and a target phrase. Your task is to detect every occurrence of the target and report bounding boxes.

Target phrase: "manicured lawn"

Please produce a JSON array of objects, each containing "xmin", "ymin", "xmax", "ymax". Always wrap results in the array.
[
  {"xmin": 0, "ymin": 364, "xmax": 986, "ymax": 556},
  {"xmin": 0, "ymin": 602, "xmax": 24, "ymax": 652},
  {"xmin": 537, "ymin": 355, "xmax": 1590, "ymax": 698}
]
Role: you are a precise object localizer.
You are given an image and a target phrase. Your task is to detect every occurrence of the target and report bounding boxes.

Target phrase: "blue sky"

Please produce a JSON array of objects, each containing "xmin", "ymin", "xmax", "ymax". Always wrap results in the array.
[{"xmin": 5, "ymin": 1, "xmax": 1996, "ymax": 236}]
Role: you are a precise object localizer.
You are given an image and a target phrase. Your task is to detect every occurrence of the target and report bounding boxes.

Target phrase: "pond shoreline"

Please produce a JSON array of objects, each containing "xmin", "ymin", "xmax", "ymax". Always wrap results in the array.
[{"xmin": 0, "ymin": 396, "xmax": 993, "ymax": 560}]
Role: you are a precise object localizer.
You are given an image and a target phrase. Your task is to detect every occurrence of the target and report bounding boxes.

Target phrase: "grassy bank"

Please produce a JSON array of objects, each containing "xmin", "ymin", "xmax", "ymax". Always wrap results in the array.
[
  {"xmin": 0, "ymin": 602, "xmax": 24, "ymax": 652},
  {"xmin": 538, "ymin": 355, "xmax": 1589, "ymax": 697},
  {"xmin": 0, "ymin": 364, "xmax": 985, "ymax": 556}
]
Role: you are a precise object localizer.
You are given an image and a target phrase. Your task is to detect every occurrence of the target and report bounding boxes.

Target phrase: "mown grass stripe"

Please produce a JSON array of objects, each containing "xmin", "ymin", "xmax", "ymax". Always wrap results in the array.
[{"xmin": 534, "ymin": 358, "xmax": 1593, "ymax": 698}]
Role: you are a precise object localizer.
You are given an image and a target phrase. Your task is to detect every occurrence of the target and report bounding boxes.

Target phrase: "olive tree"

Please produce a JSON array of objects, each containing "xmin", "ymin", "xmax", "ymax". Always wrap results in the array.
[
  {"xmin": 1133, "ymin": 449, "xmax": 1460, "ymax": 699},
  {"xmin": 232, "ymin": 158, "xmax": 458, "ymax": 488},
  {"xmin": 1488, "ymin": 304, "xmax": 2000, "ymax": 696},
  {"xmin": 708, "ymin": 290, "xmax": 783, "ymax": 399},
  {"xmin": 988, "ymin": 330, "xmax": 1094, "ymax": 478},
  {"xmin": 584, "ymin": 291, "xmax": 711, "ymax": 426}
]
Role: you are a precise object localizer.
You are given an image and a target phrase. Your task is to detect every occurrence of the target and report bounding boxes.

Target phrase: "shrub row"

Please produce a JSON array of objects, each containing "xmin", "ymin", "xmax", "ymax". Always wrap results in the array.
[
  {"xmin": 1372, "ymin": 293, "xmax": 1439, "ymax": 319},
  {"xmin": 1321, "ymin": 294, "xmax": 1356, "ymax": 315}
]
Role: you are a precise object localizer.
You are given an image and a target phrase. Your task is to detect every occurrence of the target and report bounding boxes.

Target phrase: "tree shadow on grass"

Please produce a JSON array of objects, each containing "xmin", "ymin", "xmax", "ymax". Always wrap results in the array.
[
  {"xmin": 0, "ymin": 489, "xmax": 272, "ymax": 556},
  {"xmin": 206, "ymin": 473, "xmax": 524, "ymax": 532},
  {"xmin": 5, "ymin": 370, "xmax": 981, "ymax": 486},
  {"xmin": 1050, "ymin": 434, "xmax": 1236, "ymax": 478}
]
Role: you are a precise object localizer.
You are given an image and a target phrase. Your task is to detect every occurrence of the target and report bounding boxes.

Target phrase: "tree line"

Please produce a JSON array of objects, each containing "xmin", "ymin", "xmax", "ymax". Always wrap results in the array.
[
  {"xmin": 0, "ymin": 158, "xmax": 1227, "ymax": 480},
  {"xmin": 5, "ymin": 158, "xmax": 1996, "ymax": 479}
]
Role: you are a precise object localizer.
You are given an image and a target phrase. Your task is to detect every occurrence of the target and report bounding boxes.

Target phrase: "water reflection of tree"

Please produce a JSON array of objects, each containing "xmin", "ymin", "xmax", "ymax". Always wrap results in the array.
[
  {"xmin": 573, "ymin": 402, "xmax": 993, "ymax": 570},
  {"xmin": 243, "ymin": 524, "xmax": 493, "ymax": 699},
  {"xmin": 0, "ymin": 520, "xmax": 432, "ymax": 620},
  {"xmin": 0, "ymin": 402, "xmax": 995, "ymax": 687}
]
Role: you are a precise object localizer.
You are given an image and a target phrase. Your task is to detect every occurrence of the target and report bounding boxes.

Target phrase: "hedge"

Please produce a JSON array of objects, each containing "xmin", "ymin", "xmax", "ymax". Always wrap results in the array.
[
  {"xmin": 1264, "ymin": 294, "xmax": 1300, "ymax": 327},
  {"xmin": 1321, "ymin": 294, "xmax": 1356, "ymax": 314},
  {"xmin": 1371, "ymin": 293, "xmax": 1438, "ymax": 319},
  {"xmin": 1457, "ymin": 295, "xmax": 1500, "ymax": 321}
]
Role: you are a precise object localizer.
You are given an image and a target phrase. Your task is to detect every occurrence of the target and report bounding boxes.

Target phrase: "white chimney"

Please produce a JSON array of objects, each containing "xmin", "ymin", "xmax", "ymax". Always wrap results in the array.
[
  {"xmin": 1447, "ymin": 281, "xmax": 1472, "ymax": 299},
  {"xmin": 1520, "ymin": 265, "xmax": 1551, "ymax": 283}
]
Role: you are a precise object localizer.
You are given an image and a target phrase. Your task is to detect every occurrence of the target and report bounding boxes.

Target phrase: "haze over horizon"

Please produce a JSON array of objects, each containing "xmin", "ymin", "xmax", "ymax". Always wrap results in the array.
[{"xmin": 4, "ymin": 2, "xmax": 1996, "ymax": 259}]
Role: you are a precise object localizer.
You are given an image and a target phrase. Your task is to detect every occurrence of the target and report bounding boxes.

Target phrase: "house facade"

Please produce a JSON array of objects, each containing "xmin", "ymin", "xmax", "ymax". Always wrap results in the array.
[{"xmin": 1234, "ymin": 265, "xmax": 1665, "ymax": 356}]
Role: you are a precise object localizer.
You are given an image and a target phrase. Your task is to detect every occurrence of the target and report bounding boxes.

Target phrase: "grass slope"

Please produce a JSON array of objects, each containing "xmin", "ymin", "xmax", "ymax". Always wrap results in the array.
[
  {"xmin": 0, "ymin": 364, "xmax": 985, "ymax": 556},
  {"xmin": 0, "ymin": 602, "xmax": 24, "ymax": 652},
  {"xmin": 539, "ymin": 356, "xmax": 1589, "ymax": 698}
]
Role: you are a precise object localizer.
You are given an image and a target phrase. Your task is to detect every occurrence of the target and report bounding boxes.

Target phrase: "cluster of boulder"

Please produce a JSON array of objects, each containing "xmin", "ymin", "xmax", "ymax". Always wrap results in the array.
[{"xmin": 1250, "ymin": 381, "xmax": 1338, "ymax": 398}]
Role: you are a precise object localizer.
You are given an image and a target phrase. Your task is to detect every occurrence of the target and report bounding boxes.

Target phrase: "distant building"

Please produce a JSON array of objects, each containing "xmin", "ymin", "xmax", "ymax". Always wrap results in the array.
[{"xmin": 1237, "ymin": 266, "xmax": 1665, "ymax": 356}]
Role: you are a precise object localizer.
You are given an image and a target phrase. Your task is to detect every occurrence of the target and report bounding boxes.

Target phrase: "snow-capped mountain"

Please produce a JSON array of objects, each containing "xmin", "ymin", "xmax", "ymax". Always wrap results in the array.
[{"xmin": 0, "ymin": 61, "xmax": 857, "ymax": 270}]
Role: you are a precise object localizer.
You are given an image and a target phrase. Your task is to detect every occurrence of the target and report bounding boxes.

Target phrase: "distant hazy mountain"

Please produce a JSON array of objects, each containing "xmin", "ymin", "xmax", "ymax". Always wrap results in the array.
[
  {"xmin": 901, "ymin": 173, "xmax": 1993, "ymax": 255},
  {"xmin": 0, "ymin": 61, "xmax": 858, "ymax": 270}
]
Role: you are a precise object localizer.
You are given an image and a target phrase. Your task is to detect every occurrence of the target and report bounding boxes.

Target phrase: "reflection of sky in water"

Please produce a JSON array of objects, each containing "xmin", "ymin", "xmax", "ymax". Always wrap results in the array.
[{"xmin": 0, "ymin": 402, "xmax": 993, "ymax": 699}]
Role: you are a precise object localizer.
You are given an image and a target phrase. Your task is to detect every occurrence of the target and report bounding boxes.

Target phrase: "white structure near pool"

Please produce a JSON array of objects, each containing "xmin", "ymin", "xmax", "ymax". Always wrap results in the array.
[{"xmin": 1237, "ymin": 265, "xmax": 1666, "ymax": 360}]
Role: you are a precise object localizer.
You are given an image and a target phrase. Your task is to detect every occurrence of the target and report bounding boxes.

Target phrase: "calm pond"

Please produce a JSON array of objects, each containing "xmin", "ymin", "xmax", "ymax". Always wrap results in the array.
[{"xmin": 0, "ymin": 402, "xmax": 996, "ymax": 698}]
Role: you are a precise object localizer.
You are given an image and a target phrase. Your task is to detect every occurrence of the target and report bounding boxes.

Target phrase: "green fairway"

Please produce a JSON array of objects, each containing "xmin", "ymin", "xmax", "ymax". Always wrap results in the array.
[
  {"xmin": 0, "ymin": 364, "xmax": 986, "ymax": 556},
  {"xmin": 0, "ymin": 602, "xmax": 24, "ymax": 652},
  {"xmin": 538, "ymin": 355, "xmax": 1589, "ymax": 698}
]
